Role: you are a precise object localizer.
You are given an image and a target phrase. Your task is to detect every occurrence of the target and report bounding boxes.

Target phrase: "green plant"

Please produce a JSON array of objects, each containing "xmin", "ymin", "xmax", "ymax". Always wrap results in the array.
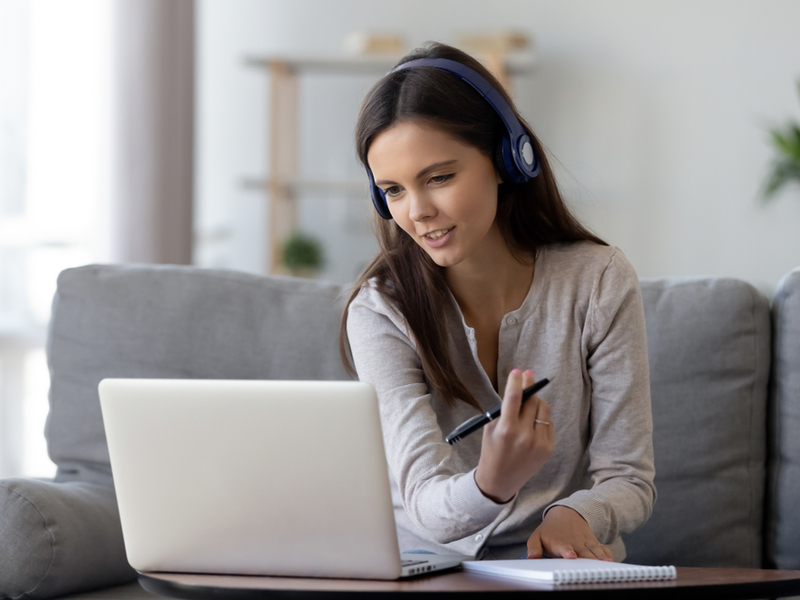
[
  {"xmin": 282, "ymin": 232, "xmax": 324, "ymax": 274},
  {"xmin": 763, "ymin": 81, "xmax": 800, "ymax": 201}
]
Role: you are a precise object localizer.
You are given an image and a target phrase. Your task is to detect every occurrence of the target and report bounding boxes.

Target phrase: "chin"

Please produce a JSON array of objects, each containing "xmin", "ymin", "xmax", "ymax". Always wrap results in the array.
[
  {"xmin": 424, "ymin": 251, "xmax": 462, "ymax": 269},
  {"xmin": 413, "ymin": 238, "xmax": 467, "ymax": 268}
]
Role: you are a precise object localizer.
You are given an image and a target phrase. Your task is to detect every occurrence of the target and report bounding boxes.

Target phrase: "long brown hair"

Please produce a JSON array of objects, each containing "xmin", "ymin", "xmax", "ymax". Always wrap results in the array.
[{"xmin": 340, "ymin": 42, "xmax": 605, "ymax": 410}]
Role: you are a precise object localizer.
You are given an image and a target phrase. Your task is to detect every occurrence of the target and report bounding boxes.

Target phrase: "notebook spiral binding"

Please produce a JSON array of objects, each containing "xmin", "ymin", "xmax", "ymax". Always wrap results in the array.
[{"xmin": 552, "ymin": 565, "xmax": 677, "ymax": 584}]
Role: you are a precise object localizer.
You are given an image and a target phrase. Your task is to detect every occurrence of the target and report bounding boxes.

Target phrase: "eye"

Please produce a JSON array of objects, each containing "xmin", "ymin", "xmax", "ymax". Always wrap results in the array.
[
  {"xmin": 382, "ymin": 185, "xmax": 402, "ymax": 198},
  {"xmin": 429, "ymin": 173, "xmax": 454, "ymax": 185}
]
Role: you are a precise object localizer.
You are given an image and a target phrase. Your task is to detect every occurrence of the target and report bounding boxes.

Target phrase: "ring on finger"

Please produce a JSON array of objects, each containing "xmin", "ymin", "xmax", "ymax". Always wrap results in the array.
[{"xmin": 535, "ymin": 419, "xmax": 552, "ymax": 426}]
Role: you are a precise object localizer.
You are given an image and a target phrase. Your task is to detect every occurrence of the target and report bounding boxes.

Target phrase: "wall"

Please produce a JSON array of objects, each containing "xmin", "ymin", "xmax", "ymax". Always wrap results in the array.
[{"xmin": 196, "ymin": 0, "xmax": 800, "ymax": 294}]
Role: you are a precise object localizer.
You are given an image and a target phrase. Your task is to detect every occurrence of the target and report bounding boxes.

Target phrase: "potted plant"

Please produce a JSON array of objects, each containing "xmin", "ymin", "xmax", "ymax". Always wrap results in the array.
[
  {"xmin": 282, "ymin": 232, "xmax": 324, "ymax": 278},
  {"xmin": 763, "ymin": 81, "xmax": 800, "ymax": 201}
]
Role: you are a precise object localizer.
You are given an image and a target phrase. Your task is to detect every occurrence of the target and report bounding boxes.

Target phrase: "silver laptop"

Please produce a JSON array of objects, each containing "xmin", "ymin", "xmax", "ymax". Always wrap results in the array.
[{"xmin": 99, "ymin": 378, "xmax": 463, "ymax": 580}]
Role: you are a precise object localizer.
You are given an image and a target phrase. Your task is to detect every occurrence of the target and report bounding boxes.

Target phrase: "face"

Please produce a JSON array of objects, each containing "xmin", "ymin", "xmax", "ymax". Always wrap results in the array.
[{"xmin": 367, "ymin": 120, "xmax": 504, "ymax": 270}]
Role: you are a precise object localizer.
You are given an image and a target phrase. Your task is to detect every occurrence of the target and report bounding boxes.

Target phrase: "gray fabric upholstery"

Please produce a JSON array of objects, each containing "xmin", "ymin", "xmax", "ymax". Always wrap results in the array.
[
  {"xmin": 766, "ymin": 267, "xmax": 800, "ymax": 570},
  {"xmin": 46, "ymin": 264, "xmax": 350, "ymax": 484},
  {"xmin": 1, "ymin": 264, "xmax": 350, "ymax": 599},
  {"xmin": 623, "ymin": 278, "xmax": 771, "ymax": 568},
  {"xmin": 0, "ymin": 479, "xmax": 133, "ymax": 599}
]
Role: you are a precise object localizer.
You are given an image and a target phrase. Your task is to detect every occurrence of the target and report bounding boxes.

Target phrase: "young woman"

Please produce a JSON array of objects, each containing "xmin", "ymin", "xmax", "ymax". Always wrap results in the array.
[{"xmin": 340, "ymin": 42, "xmax": 655, "ymax": 562}]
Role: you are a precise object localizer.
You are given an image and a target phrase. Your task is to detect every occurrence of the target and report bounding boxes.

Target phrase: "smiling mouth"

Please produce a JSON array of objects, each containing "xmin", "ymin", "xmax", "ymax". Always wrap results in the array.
[{"xmin": 424, "ymin": 228, "xmax": 453, "ymax": 241}]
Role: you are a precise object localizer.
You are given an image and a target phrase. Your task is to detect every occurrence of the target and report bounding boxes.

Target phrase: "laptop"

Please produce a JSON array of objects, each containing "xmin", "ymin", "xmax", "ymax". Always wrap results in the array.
[{"xmin": 98, "ymin": 378, "xmax": 463, "ymax": 580}]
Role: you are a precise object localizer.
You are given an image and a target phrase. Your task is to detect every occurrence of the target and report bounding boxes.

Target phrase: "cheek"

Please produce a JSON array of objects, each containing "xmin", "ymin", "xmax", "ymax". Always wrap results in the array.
[
  {"xmin": 388, "ymin": 209, "xmax": 415, "ymax": 238},
  {"xmin": 462, "ymin": 182, "xmax": 499, "ymax": 228}
]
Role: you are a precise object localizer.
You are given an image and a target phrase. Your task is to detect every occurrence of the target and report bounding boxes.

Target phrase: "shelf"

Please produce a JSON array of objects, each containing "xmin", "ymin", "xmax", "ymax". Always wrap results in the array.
[
  {"xmin": 244, "ymin": 55, "xmax": 400, "ymax": 75},
  {"xmin": 244, "ymin": 53, "xmax": 536, "ymax": 77},
  {"xmin": 241, "ymin": 178, "xmax": 368, "ymax": 196}
]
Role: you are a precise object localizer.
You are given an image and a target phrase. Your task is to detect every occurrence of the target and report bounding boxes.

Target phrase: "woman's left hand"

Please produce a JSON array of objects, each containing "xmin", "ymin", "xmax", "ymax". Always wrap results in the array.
[{"xmin": 526, "ymin": 505, "xmax": 614, "ymax": 561}]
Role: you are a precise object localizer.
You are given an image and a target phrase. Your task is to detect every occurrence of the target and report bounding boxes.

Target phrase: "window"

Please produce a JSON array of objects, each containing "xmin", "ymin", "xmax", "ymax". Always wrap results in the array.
[{"xmin": 0, "ymin": 0, "xmax": 111, "ymax": 478}]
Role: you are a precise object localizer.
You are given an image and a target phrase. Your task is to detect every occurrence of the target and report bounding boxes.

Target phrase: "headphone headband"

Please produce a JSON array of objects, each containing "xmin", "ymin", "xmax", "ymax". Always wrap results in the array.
[{"xmin": 368, "ymin": 56, "xmax": 540, "ymax": 220}]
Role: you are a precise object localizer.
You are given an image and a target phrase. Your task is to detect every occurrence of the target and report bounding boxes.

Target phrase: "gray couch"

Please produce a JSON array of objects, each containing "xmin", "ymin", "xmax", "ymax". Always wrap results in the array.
[{"xmin": 1, "ymin": 263, "xmax": 798, "ymax": 599}]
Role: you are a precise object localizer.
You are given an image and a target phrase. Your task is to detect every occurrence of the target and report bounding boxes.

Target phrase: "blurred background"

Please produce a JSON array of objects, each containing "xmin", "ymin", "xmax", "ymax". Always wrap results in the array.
[{"xmin": 1, "ymin": 0, "xmax": 799, "ymax": 478}]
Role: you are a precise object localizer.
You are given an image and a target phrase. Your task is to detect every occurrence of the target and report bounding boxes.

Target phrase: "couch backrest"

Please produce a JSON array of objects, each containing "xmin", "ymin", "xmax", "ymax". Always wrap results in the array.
[
  {"xmin": 44, "ymin": 264, "xmax": 797, "ymax": 569},
  {"xmin": 623, "ymin": 278, "xmax": 771, "ymax": 568},
  {"xmin": 45, "ymin": 264, "xmax": 351, "ymax": 485},
  {"xmin": 765, "ymin": 267, "xmax": 800, "ymax": 570}
]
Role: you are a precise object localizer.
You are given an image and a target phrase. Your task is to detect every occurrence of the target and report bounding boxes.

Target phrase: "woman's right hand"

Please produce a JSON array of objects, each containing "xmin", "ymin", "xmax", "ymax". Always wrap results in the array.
[{"xmin": 474, "ymin": 369, "xmax": 553, "ymax": 503}]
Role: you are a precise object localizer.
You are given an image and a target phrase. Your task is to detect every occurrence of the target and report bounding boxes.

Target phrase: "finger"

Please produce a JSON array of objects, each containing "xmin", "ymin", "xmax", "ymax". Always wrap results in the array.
[
  {"xmin": 526, "ymin": 533, "xmax": 544, "ymax": 559},
  {"xmin": 570, "ymin": 538, "xmax": 613, "ymax": 561},
  {"xmin": 587, "ymin": 542, "xmax": 614, "ymax": 562},
  {"xmin": 534, "ymin": 401, "xmax": 553, "ymax": 436},
  {"xmin": 520, "ymin": 372, "xmax": 546, "ymax": 420},
  {"xmin": 522, "ymin": 369, "xmax": 535, "ymax": 390},
  {"xmin": 554, "ymin": 545, "xmax": 578, "ymax": 560},
  {"xmin": 500, "ymin": 369, "xmax": 524, "ymax": 421},
  {"xmin": 541, "ymin": 538, "xmax": 578, "ymax": 560}
]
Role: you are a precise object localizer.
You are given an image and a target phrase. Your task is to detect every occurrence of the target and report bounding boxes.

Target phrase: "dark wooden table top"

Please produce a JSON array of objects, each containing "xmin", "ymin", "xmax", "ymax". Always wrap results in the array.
[{"xmin": 137, "ymin": 566, "xmax": 800, "ymax": 600}]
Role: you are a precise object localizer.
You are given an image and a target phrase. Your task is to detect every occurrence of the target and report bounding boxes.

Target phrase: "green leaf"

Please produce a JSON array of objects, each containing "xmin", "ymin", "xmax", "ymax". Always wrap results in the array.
[
  {"xmin": 282, "ymin": 233, "xmax": 324, "ymax": 270},
  {"xmin": 763, "ymin": 158, "xmax": 800, "ymax": 201},
  {"xmin": 761, "ymin": 79, "xmax": 800, "ymax": 203}
]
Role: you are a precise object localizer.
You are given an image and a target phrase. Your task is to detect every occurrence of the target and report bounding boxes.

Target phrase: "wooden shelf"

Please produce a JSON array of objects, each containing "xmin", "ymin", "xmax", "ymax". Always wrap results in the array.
[
  {"xmin": 244, "ymin": 54, "xmax": 536, "ymax": 76},
  {"xmin": 241, "ymin": 178, "xmax": 368, "ymax": 196},
  {"xmin": 244, "ymin": 55, "xmax": 401, "ymax": 75}
]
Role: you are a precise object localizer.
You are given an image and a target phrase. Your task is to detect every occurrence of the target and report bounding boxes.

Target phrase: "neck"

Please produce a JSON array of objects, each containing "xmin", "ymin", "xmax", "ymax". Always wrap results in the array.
[{"xmin": 445, "ymin": 239, "xmax": 535, "ymax": 324}]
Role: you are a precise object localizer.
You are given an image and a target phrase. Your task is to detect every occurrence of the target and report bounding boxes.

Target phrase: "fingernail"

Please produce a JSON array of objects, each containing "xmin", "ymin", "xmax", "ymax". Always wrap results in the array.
[{"xmin": 511, "ymin": 369, "xmax": 521, "ymax": 375}]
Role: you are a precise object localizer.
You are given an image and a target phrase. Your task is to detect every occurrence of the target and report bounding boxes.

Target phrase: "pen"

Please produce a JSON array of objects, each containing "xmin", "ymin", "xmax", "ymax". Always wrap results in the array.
[{"xmin": 445, "ymin": 378, "xmax": 551, "ymax": 445}]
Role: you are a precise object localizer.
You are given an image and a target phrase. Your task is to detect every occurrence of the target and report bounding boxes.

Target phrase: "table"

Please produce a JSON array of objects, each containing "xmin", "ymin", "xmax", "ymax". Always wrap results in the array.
[{"xmin": 138, "ymin": 567, "xmax": 800, "ymax": 600}]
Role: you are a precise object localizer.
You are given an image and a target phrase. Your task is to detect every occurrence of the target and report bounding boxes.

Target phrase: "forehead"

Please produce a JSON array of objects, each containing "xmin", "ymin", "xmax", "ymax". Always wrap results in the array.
[{"xmin": 367, "ymin": 120, "xmax": 474, "ymax": 175}]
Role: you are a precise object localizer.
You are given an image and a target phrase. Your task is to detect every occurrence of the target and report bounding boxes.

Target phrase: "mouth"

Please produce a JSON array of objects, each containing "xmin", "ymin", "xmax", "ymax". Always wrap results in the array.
[{"xmin": 423, "ymin": 227, "xmax": 454, "ymax": 241}]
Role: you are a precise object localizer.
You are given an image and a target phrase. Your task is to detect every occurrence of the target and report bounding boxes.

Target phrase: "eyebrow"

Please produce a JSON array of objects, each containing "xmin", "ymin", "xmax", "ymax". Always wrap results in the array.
[{"xmin": 375, "ymin": 160, "xmax": 458, "ymax": 186}]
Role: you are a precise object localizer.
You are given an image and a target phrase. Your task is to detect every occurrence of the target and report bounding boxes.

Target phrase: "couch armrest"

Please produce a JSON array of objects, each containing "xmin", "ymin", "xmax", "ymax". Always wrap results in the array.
[
  {"xmin": 766, "ymin": 267, "xmax": 800, "ymax": 570},
  {"xmin": 0, "ymin": 479, "xmax": 135, "ymax": 599}
]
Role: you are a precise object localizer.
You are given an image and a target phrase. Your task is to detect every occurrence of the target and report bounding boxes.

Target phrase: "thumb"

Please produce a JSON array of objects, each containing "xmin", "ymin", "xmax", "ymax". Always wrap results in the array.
[{"xmin": 526, "ymin": 532, "xmax": 544, "ymax": 559}]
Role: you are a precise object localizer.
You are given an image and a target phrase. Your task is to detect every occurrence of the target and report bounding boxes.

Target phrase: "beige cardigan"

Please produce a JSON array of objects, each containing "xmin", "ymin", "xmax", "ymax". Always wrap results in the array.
[{"xmin": 346, "ymin": 242, "xmax": 656, "ymax": 560}]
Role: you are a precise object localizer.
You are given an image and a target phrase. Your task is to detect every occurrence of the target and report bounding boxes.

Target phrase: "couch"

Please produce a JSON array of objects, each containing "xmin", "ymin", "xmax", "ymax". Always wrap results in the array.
[{"xmin": 1, "ymin": 263, "xmax": 798, "ymax": 599}]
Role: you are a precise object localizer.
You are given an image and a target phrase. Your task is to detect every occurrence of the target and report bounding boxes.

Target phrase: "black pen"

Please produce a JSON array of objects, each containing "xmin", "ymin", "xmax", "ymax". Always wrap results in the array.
[{"xmin": 445, "ymin": 378, "xmax": 551, "ymax": 445}]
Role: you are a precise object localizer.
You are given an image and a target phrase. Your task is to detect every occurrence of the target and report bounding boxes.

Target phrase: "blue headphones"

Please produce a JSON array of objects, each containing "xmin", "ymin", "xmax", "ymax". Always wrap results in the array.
[{"xmin": 367, "ymin": 57, "xmax": 541, "ymax": 220}]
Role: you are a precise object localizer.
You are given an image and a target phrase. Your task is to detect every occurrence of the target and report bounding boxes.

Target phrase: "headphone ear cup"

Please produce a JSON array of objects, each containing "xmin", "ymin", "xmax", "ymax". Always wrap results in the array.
[
  {"xmin": 367, "ymin": 167, "xmax": 392, "ymax": 220},
  {"xmin": 494, "ymin": 135, "xmax": 527, "ymax": 184},
  {"xmin": 373, "ymin": 186, "xmax": 391, "ymax": 219}
]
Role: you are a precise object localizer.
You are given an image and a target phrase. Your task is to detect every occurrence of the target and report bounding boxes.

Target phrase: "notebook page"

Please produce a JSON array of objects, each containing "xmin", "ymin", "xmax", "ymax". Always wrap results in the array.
[{"xmin": 462, "ymin": 558, "xmax": 677, "ymax": 584}]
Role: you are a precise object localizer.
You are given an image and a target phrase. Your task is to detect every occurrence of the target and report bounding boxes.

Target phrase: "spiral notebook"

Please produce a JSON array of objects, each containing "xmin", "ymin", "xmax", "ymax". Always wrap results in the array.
[{"xmin": 462, "ymin": 558, "xmax": 676, "ymax": 584}]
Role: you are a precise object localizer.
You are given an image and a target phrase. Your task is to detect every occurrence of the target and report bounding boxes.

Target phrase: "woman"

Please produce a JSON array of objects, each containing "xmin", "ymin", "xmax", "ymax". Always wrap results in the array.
[{"xmin": 340, "ymin": 42, "xmax": 655, "ymax": 562}]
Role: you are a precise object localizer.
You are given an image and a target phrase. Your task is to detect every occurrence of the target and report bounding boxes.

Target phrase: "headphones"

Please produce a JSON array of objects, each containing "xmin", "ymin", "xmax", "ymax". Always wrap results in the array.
[{"xmin": 367, "ymin": 57, "xmax": 541, "ymax": 220}]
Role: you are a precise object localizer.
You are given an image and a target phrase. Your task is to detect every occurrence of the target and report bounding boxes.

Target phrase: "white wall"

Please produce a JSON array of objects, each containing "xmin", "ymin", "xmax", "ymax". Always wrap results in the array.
[{"xmin": 196, "ymin": 0, "xmax": 800, "ymax": 295}]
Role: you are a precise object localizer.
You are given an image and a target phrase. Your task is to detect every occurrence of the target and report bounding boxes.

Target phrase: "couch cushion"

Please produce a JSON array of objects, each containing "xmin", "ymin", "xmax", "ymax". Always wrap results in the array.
[
  {"xmin": 766, "ymin": 267, "xmax": 800, "ymax": 569},
  {"xmin": 623, "ymin": 278, "xmax": 770, "ymax": 568},
  {"xmin": 0, "ymin": 479, "xmax": 135, "ymax": 599},
  {"xmin": 45, "ymin": 264, "xmax": 350, "ymax": 484}
]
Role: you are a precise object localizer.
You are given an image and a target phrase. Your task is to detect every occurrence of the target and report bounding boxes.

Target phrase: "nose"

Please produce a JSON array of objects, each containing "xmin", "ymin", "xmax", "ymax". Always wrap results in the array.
[{"xmin": 408, "ymin": 191, "xmax": 436, "ymax": 222}]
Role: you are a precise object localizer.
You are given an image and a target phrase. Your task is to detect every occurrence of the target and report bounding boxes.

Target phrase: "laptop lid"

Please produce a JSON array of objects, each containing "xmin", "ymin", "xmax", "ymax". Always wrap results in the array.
[{"xmin": 99, "ymin": 379, "xmax": 407, "ymax": 580}]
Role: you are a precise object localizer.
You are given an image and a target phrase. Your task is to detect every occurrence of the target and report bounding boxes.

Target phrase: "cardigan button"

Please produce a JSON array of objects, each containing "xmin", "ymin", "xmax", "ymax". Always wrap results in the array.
[
  {"xmin": 474, "ymin": 533, "xmax": 484, "ymax": 542},
  {"xmin": 506, "ymin": 316, "xmax": 517, "ymax": 325}
]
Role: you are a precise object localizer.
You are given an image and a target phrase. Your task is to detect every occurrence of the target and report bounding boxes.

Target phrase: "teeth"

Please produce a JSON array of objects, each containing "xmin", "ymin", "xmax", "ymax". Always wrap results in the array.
[{"xmin": 426, "ymin": 228, "xmax": 451, "ymax": 240}]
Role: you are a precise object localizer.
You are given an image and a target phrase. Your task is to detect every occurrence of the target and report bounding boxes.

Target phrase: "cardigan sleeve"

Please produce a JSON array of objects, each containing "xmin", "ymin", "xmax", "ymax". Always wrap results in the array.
[
  {"xmin": 346, "ymin": 286, "xmax": 509, "ymax": 545},
  {"xmin": 547, "ymin": 249, "xmax": 657, "ymax": 544}
]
